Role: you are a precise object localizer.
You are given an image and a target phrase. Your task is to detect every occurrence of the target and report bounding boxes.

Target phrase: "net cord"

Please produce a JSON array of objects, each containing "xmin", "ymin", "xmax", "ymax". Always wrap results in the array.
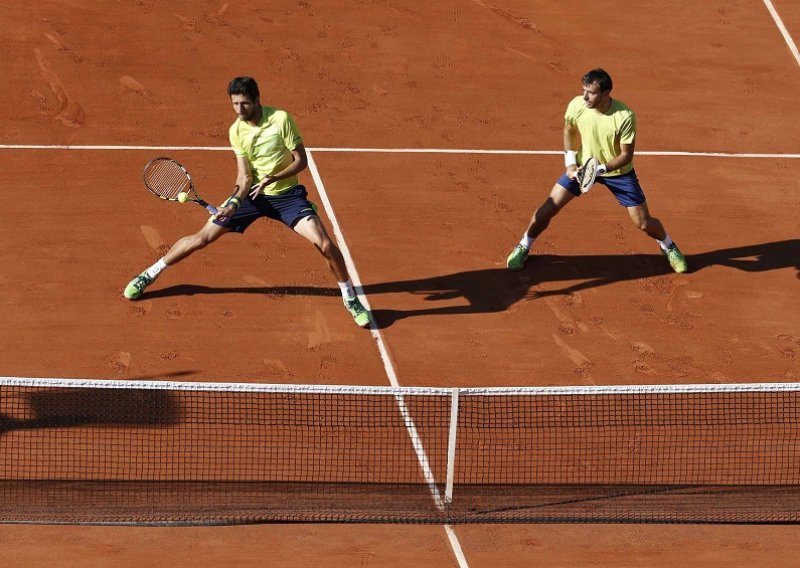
[{"xmin": 2, "ymin": 376, "xmax": 798, "ymax": 397}]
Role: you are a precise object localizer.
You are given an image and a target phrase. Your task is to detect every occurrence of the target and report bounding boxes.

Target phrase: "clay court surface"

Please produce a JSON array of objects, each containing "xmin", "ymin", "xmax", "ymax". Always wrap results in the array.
[{"xmin": 2, "ymin": 0, "xmax": 800, "ymax": 566}]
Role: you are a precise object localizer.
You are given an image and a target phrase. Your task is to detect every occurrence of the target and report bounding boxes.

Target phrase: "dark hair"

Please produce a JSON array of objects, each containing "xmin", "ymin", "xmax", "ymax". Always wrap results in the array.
[
  {"xmin": 582, "ymin": 68, "xmax": 613, "ymax": 92},
  {"xmin": 227, "ymin": 76, "xmax": 260, "ymax": 100}
]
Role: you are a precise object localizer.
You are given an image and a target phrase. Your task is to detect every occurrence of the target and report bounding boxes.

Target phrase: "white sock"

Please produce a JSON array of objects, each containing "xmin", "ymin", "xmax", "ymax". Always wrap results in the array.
[
  {"xmin": 657, "ymin": 235, "xmax": 674, "ymax": 251},
  {"xmin": 145, "ymin": 258, "xmax": 168, "ymax": 280},
  {"xmin": 519, "ymin": 234, "xmax": 535, "ymax": 250},
  {"xmin": 338, "ymin": 280, "xmax": 356, "ymax": 302}
]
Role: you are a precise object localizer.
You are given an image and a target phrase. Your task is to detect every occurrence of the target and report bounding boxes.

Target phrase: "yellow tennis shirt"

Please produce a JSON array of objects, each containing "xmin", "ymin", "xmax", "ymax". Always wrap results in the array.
[
  {"xmin": 565, "ymin": 96, "xmax": 635, "ymax": 176},
  {"xmin": 229, "ymin": 106, "xmax": 303, "ymax": 195}
]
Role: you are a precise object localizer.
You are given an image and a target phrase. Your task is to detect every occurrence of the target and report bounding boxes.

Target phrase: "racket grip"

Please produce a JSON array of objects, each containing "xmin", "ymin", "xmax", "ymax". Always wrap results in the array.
[{"xmin": 196, "ymin": 199, "xmax": 218, "ymax": 214}]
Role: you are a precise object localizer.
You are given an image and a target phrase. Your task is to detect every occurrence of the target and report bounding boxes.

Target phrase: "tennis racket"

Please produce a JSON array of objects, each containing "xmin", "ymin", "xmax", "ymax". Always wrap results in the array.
[
  {"xmin": 142, "ymin": 157, "xmax": 218, "ymax": 214},
  {"xmin": 575, "ymin": 157, "xmax": 599, "ymax": 194}
]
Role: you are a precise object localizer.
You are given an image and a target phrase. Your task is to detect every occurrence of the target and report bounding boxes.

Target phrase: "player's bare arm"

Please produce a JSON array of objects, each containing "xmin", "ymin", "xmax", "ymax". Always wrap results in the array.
[
  {"xmin": 603, "ymin": 141, "xmax": 635, "ymax": 174},
  {"xmin": 234, "ymin": 154, "xmax": 253, "ymax": 197},
  {"xmin": 563, "ymin": 122, "xmax": 581, "ymax": 180},
  {"xmin": 215, "ymin": 155, "xmax": 253, "ymax": 222},
  {"xmin": 248, "ymin": 144, "xmax": 309, "ymax": 199}
]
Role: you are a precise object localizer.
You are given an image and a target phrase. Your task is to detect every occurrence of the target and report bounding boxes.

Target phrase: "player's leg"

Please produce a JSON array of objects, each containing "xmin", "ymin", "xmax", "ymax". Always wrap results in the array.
[
  {"xmin": 293, "ymin": 215, "xmax": 372, "ymax": 327},
  {"xmin": 123, "ymin": 220, "xmax": 231, "ymax": 300},
  {"xmin": 506, "ymin": 181, "xmax": 577, "ymax": 270},
  {"xmin": 604, "ymin": 170, "xmax": 688, "ymax": 274},
  {"xmin": 626, "ymin": 200, "xmax": 666, "ymax": 240},
  {"xmin": 626, "ymin": 202, "xmax": 688, "ymax": 273},
  {"xmin": 269, "ymin": 185, "xmax": 371, "ymax": 327},
  {"xmin": 163, "ymin": 219, "xmax": 231, "ymax": 265},
  {"xmin": 293, "ymin": 216, "xmax": 348, "ymax": 280}
]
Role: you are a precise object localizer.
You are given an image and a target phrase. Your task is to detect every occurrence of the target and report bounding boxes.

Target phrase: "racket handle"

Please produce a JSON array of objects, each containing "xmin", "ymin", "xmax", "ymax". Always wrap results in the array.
[{"xmin": 196, "ymin": 200, "xmax": 218, "ymax": 214}]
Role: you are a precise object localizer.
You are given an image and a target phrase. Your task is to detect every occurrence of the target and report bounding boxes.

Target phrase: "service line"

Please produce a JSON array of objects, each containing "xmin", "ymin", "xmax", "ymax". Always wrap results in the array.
[{"xmin": 2, "ymin": 144, "xmax": 800, "ymax": 159}]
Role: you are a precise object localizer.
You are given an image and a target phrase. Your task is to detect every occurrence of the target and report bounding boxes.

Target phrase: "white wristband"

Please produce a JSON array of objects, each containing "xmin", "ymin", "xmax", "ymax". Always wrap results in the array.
[
  {"xmin": 597, "ymin": 164, "xmax": 608, "ymax": 175},
  {"xmin": 564, "ymin": 150, "xmax": 577, "ymax": 168}
]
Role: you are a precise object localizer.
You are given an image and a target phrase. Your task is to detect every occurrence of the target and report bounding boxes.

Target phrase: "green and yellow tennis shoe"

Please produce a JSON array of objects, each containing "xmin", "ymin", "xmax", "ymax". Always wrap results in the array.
[
  {"xmin": 506, "ymin": 244, "xmax": 529, "ymax": 271},
  {"xmin": 662, "ymin": 243, "xmax": 688, "ymax": 274},
  {"xmin": 344, "ymin": 297, "xmax": 372, "ymax": 328},
  {"xmin": 123, "ymin": 271, "xmax": 154, "ymax": 300}
]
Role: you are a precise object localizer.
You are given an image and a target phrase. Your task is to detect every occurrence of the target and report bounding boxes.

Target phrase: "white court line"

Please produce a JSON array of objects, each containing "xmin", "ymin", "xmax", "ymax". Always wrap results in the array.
[
  {"xmin": 306, "ymin": 151, "xmax": 470, "ymax": 568},
  {"xmin": 1, "ymin": 144, "xmax": 800, "ymax": 158},
  {"xmin": 763, "ymin": 0, "xmax": 800, "ymax": 68}
]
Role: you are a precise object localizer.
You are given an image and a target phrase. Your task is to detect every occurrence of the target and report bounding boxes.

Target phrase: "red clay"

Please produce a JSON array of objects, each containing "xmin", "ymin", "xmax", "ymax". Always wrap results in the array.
[{"xmin": 2, "ymin": 0, "xmax": 799, "ymax": 566}]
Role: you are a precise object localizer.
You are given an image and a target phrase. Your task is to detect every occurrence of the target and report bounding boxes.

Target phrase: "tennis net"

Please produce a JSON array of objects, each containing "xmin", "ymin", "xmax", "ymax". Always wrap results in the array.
[{"xmin": 1, "ymin": 376, "xmax": 799, "ymax": 525}]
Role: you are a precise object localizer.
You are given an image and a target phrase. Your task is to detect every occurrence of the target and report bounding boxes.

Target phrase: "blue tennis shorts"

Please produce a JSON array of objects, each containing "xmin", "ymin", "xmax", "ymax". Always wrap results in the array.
[
  {"xmin": 557, "ymin": 169, "xmax": 646, "ymax": 207},
  {"xmin": 212, "ymin": 185, "xmax": 317, "ymax": 233}
]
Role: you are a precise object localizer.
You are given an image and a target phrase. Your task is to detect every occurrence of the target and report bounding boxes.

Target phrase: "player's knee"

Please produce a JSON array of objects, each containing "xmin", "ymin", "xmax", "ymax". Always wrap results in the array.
[
  {"xmin": 629, "ymin": 213, "xmax": 652, "ymax": 231},
  {"xmin": 192, "ymin": 232, "xmax": 215, "ymax": 249},
  {"xmin": 317, "ymin": 238, "xmax": 334, "ymax": 257},
  {"xmin": 535, "ymin": 203, "xmax": 557, "ymax": 222},
  {"xmin": 195, "ymin": 224, "xmax": 227, "ymax": 248}
]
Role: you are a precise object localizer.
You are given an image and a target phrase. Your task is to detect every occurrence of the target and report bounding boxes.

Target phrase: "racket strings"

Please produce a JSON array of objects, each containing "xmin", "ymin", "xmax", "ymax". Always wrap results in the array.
[{"xmin": 144, "ymin": 160, "xmax": 192, "ymax": 200}]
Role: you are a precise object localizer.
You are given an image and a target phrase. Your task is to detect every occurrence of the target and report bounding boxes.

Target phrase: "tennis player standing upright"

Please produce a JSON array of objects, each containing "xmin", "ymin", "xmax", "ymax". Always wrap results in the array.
[
  {"xmin": 506, "ymin": 68, "xmax": 687, "ymax": 274},
  {"xmin": 123, "ymin": 76, "xmax": 372, "ymax": 328}
]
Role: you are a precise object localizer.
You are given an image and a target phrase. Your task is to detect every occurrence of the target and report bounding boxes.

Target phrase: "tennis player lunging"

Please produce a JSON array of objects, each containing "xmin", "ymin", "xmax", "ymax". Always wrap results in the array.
[
  {"xmin": 123, "ymin": 76, "xmax": 372, "ymax": 328},
  {"xmin": 506, "ymin": 68, "xmax": 688, "ymax": 274}
]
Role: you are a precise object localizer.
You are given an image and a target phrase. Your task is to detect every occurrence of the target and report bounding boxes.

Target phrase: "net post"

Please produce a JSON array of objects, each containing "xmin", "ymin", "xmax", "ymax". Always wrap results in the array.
[{"xmin": 445, "ymin": 387, "xmax": 460, "ymax": 504}]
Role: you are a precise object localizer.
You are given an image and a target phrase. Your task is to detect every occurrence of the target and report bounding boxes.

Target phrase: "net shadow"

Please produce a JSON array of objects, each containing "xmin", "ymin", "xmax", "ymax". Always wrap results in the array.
[{"xmin": 0, "ymin": 388, "xmax": 179, "ymax": 433}]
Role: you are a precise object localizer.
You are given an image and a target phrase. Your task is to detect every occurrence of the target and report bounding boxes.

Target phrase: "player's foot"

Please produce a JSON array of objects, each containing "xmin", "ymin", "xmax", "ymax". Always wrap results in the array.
[
  {"xmin": 344, "ymin": 297, "xmax": 372, "ymax": 328},
  {"xmin": 506, "ymin": 244, "xmax": 529, "ymax": 271},
  {"xmin": 123, "ymin": 271, "xmax": 154, "ymax": 300},
  {"xmin": 662, "ymin": 243, "xmax": 688, "ymax": 274}
]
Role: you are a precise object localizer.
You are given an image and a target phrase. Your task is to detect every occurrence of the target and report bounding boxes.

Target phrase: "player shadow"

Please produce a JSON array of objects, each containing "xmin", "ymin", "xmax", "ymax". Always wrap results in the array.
[
  {"xmin": 143, "ymin": 284, "xmax": 340, "ymax": 300},
  {"xmin": 139, "ymin": 239, "xmax": 798, "ymax": 329},
  {"xmin": 689, "ymin": 238, "xmax": 799, "ymax": 274},
  {"xmin": 367, "ymin": 238, "xmax": 799, "ymax": 328}
]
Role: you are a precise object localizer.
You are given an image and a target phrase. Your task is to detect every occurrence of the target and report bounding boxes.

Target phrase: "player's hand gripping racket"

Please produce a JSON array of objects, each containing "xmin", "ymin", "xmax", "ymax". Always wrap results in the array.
[
  {"xmin": 575, "ymin": 157, "xmax": 599, "ymax": 194},
  {"xmin": 142, "ymin": 157, "xmax": 218, "ymax": 214}
]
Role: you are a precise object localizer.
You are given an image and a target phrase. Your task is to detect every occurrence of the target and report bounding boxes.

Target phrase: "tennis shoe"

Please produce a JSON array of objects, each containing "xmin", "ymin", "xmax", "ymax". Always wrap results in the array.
[
  {"xmin": 506, "ymin": 244, "xmax": 529, "ymax": 271},
  {"xmin": 344, "ymin": 297, "xmax": 372, "ymax": 328},
  {"xmin": 662, "ymin": 243, "xmax": 688, "ymax": 274},
  {"xmin": 123, "ymin": 271, "xmax": 154, "ymax": 300}
]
